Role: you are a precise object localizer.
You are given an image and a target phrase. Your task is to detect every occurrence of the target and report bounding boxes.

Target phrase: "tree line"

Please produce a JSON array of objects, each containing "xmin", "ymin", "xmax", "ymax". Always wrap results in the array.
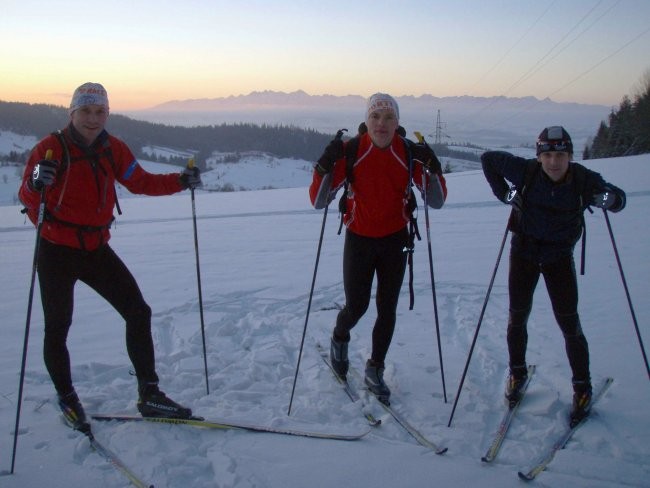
[
  {"xmin": 0, "ymin": 101, "xmax": 332, "ymax": 167},
  {"xmin": 583, "ymin": 71, "xmax": 650, "ymax": 160}
]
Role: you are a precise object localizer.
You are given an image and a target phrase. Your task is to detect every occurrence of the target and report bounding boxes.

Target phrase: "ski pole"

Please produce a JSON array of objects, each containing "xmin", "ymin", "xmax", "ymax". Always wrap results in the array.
[
  {"xmin": 448, "ymin": 219, "xmax": 510, "ymax": 427},
  {"xmin": 414, "ymin": 132, "xmax": 447, "ymax": 403},
  {"xmin": 8, "ymin": 149, "xmax": 52, "ymax": 475},
  {"xmin": 288, "ymin": 129, "xmax": 345, "ymax": 416},
  {"xmin": 188, "ymin": 158, "xmax": 210, "ymax": 395},
  {"xmin": 602, "ymin": 209, "xmax": 649, "ymax": 380}
]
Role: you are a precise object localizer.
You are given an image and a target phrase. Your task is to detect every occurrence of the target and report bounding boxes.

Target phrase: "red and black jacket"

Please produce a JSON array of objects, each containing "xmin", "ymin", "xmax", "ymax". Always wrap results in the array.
[
  {"xmin": 309, "ymin": 132, "xmax": 447, "ymax": 238},
  {"xmin": 19, "ymin": 124, "xmax": 184, "ymax": 250}
]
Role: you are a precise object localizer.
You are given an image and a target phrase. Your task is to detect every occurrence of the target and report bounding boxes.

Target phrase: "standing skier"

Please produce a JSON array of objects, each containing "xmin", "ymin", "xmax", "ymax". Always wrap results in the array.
[
  {"xmin": 18, "ymin": 82, "xmax": 202, "ymax": 431},
  {"xmin": 481, "ymin": 126, "xmax": 626, "ymax": 424},
  {"xmin": 309, "ymin": 93, "xmax": 447, "ymax": 404}
]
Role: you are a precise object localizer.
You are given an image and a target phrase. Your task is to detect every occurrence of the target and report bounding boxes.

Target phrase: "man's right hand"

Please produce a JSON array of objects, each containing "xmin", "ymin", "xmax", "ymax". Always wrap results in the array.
[
  {"xmin": 315, "ymin": 138, "xmax": 344, "ymax": 175},
  {"xmin": 31, "ymin": 159, "xmax": 59, "ymax": 190},
  {"xmin": 505, "ymin": 187, "xmax": 523, "ymax": 212}
]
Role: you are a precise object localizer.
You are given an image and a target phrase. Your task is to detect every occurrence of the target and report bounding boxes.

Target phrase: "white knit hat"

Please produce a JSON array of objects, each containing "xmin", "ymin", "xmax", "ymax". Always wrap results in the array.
[
  {"xmin": 69, "ymin": 82, "xmax": 109, "ymax": 114},
  {"xmin": 366, "ymin": 93, "xmax": 399, "ymax": 121}
]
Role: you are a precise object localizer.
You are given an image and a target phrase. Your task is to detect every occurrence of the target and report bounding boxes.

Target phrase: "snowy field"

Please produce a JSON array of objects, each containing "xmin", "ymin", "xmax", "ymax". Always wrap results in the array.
[
  {"xmin": 0, "ymin": 142, "xmax": 648, "ymax": 486},
  {"xmin": 0, "ymin": 129, "xmax": 512, "ymax": 206}
]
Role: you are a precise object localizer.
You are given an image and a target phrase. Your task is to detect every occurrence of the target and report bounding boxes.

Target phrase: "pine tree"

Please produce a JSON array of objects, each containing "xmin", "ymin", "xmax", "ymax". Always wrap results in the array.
[{"xmin": 584, "ymin": 69, "xmax": 650, "ymax": 159}]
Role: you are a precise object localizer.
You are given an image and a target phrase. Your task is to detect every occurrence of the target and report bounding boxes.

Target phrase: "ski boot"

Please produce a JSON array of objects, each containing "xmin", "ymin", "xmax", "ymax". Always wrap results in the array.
[
  {"xmin": 365, "ymin": 359, "xmax": 391, "ymax": 405},
  {"xmin": 505, "ymin": 365, "xmax": 528, "ymax": 406},
  {"xmin": 570, "ymin": 382, "xmax": 593, "ymax": 427},
  {"xmin": 330, "ymin": 336, "xmax": 349, "ymax": 379},
  {"xmin": 137, "ymin": 383, "xmax": 192, "ymax": 419},
  {"xmin": 58, "ymin": 391, "xmax": 91, "ymax": 434}
]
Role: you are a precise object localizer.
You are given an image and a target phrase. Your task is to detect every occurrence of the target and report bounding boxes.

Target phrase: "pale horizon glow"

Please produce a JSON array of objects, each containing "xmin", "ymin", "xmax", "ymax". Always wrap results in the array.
[{"xmin": 1, "ymin": 0, "xmax": 649, "ymax": 111}]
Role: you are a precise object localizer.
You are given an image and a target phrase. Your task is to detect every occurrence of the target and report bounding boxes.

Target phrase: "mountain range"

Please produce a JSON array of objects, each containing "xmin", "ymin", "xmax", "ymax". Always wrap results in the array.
[{"xmin": 124, "ymin": 90, "xmax": 614, "ymax": 150}]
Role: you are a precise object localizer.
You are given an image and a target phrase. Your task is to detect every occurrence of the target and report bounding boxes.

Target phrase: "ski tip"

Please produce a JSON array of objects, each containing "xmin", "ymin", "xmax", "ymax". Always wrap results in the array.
[
  {"xmin": 480, "ymin": 456, "xmax": 492, "ymax": 463},
  {"xmin": 365, "ymin": 415, "xmax": 381, "ymax": 426},
  {"xmin": 436, "ymin": 447, "xmax": 449, "ymax": 455},
  {"xmin": 517, "ymin": 471, "xmax": 534, "ymax": 482}
]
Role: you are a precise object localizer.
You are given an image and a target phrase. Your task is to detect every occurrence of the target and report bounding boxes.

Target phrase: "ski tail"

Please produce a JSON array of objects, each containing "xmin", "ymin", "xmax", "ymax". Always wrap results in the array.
[
  {"xmin": 87, "ymin": 433, "xmax": 154, "ymax": 488},
  {"xmin": 517, "ymin": 377, "xmax": 613, "ymax": 481},
  {"xmin": 316, "ymin": 343, "xmax": 382, "ymax": 426},
  {"xmin": 61, "ymin": 416, "xmax": 153, "ymax": 488},
  {"xmin": 347, "ymin": 366, "xmax": 448, "ymax": 455},
  {"xmin": 481, "ymin": 365, "xmax": 536, "ymax": 463}
]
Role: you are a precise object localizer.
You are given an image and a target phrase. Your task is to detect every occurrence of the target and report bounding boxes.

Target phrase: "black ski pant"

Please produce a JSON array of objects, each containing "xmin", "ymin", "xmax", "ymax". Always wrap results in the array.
[
  {"xmin": 333, "ymin": 228, "xmax": 408, "ymax": 365},
  {"xmin": 37, "ymin": 238, "xmax": 158, "ymax": 397},
  {"xmin": 507, "ymin": 252, "xmax": 590, "ymax": 388}
]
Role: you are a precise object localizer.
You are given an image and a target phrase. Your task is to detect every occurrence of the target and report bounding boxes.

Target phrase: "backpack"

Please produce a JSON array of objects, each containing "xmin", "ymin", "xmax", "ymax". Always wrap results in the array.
[
  {"xmin": 336, "ymin": 133, "xmax": 421, "ymax": 309},
  {"xmin": 510, "ymin": 160, "xmax": 591, "ymax": 274},
  {"xmin": 51, "ymin": 129, "xmax": 122, "ymax": 216},
  {"xmin": 21, "ymin": 130, "xmax": 123, "ymax": 250}
]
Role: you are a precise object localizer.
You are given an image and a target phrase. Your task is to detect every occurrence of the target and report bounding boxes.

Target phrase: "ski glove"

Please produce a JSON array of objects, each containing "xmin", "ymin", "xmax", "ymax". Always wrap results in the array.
[
  {"xmin": 180, "ymin": 166, "xmax": 202, "ymax": 189},
  {"xmin": 504, "ymin": 187, "xmax": 523, "ymax": 213},
  {"xmin": 591, "ymin": 189, "xmax": 625, "ymax": 212},
  {"xmin": 412, "ymin": 143, "xmax": 442, "ymax": 174},
  {"xmin": 31, "ymin": 159, "xmax": 58, "ymax": 191},
  {"xmin": 315, "ymin": 138, "xmax": 344, "ymax": 176}
]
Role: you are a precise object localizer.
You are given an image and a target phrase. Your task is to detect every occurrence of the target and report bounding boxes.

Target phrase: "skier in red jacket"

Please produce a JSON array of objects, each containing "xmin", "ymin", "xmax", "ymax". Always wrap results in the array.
[
  {"xmin": 19, "ymin": 82, "xmax": 202, "ymax": 431},
  {"xmin": 309, "ymin": 93, "xmax": 447, "ymax": 404}
]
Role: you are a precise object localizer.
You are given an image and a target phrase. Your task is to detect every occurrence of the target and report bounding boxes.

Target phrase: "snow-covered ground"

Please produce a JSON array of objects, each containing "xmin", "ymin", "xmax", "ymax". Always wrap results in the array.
[
  {"xmin": 0, "ymin": 135, "xmax": 648, "ymax": 486},
  {"xmin": 0, "ymin": 129, "xmax": 510, "ymax": 207}
]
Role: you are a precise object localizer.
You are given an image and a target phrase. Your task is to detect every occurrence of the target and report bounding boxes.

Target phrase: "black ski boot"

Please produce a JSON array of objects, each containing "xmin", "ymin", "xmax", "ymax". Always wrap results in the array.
[
  {"xmin": 330, "ymin": 336, "xmax": 349, "ymax": 379},
  {"xmin": 365, "ymin": 359, "xmax": 391, "ymax": 405},
  {"xmin": 570, "ymin": 381, "xmax": 593, "ymax": 427},
  {"xmin": 505, "ymin": 365, "xmax": 528, "ymax": 405},
  {"xmin": 137, "ymin": 383, "xmax": 192, "ymax": 419},
  {"xmin": 58, "ymin": 391, "xmax": 91, "ymax": 434}
]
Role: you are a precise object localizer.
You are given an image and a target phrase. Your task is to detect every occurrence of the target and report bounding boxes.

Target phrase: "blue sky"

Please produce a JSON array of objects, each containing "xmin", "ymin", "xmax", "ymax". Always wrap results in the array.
[{"xmin": 1, "ymin": 0, "xmax": 649, "ymax": 110}]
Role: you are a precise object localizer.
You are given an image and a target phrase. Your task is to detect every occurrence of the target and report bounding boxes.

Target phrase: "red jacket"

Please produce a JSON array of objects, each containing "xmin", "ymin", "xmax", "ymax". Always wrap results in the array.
[
  {"xmin": 19, "ymin": 125, "xmax": 184, "ymax": 250},
  {"xmin": 309, "ymin": 133, "xmax": 447, "ymax": 238}
]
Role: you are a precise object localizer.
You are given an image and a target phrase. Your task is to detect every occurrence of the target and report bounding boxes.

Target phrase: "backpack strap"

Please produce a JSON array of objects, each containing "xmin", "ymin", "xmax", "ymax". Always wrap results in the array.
[
  {"xmin": 101, "ymin": 139, "xmax": 122, "ymax": 216},
  {"xmin": 401, "ymin": 137, "xmax": 421, "ymax": 310},
  {"xmin": 336, "ymin": 136, "xmax": 361, "ymax": 235},
  {"xmin": 571, "ymin": 164, "xmax": 590, "ymax": 275},
  {"xmin": 50, "ymin": 130, "xmax": 72, "ymax": 214}
]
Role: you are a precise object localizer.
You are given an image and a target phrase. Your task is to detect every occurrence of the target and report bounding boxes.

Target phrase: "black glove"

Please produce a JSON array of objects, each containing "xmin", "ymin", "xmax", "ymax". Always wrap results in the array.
[
  {"xmin": 504, "ymin": 187, "xmax": 523, "ymax": 212},
  {"xmin": 412, "ymin": 143, "xmax": 442, "ymax": 174},
  {"xmin": 180, "ymin": 166, "xmax": 202, "ymax": 189},
  {"xmin": 31, "ymin": 159, "xmax": 58, "ymax": 191},
  {"xmin": 591, "ymin": 190, "xmax": 624, "ymax": 211},
  {"xmin": 315, "ymin": 138, "xmax": 344, "ymax": 176}
]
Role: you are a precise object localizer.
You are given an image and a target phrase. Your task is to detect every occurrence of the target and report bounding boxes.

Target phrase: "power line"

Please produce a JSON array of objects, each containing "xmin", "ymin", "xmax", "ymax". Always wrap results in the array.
[
  {"xmin": 504, "ymin": 0, "xmax": 606, "ymax": 96},
  {"xmin": 465, "ymin": 1, "xmax": 557, "ymax": 94},
  {"xmin": 546, "ymin": 26, "xmax": 650, "ymax": 101},
  {"xmin": 510, "ymin": 0, "xmax": 620, "ymax": 93},
  {"xmin": 493, "ymin": 25, "xmax": 650, "ymax": 127},
  {"xmin": 457, "ymin": 0, "xmax": 622, "ymax": 126}
]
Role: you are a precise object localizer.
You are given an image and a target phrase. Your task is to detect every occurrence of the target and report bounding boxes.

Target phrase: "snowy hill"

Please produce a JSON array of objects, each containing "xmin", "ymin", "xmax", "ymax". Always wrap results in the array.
[
  {"xmin": 0, "ymin": 130, "xmax": 492, "ymax": 206},
  {"xmin": 0, "ymin": 137, "xmax": 648, "ymax": 486}
]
